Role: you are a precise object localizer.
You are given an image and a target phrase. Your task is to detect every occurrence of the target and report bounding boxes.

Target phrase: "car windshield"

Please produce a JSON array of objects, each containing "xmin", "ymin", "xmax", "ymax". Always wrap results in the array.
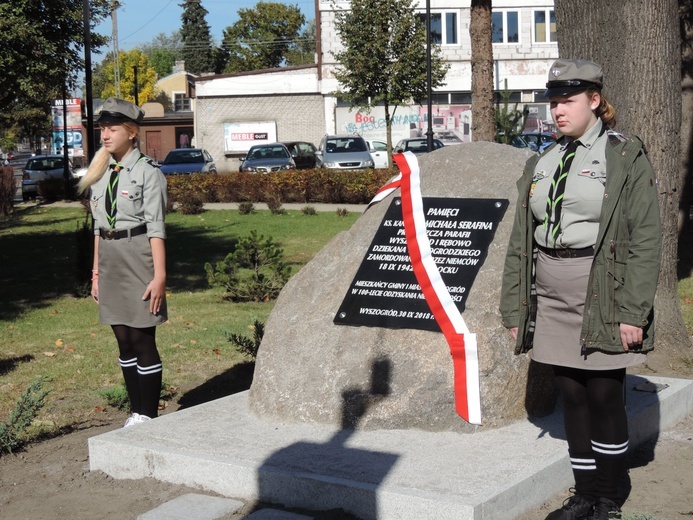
[
  {"xmin": 405, "ymin": 140, "xmax": 428, "ymax": 152},
  {"xmin": 26, "ymin": 158, "xmax": 64, "ymax": 170},
  {"xmin": 164, "ymin": 150, "xmax": 204, "ymax": 164},
  {"xmin": 248, "ymin": 146, "xmax": 289, "ymax": 160},
  {"xmin": 325, "ymin": 138, "xmax": 367, "ymax": 153}
]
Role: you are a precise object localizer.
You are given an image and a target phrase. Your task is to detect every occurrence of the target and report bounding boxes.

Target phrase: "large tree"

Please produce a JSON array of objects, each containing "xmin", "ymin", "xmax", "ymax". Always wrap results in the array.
[
  {"xmin": 96, "ymin": 49, "xmax": 159, "ymax": 105},
  {"xmin": 469, "ymin": 0, "xmax": 495, "ymax": 142},
  {"xmin": 179, "ymin": 0, "xmax": 215, "ymax": 74},
  {"xmin": 0, "ymin": 0, "xmax": 110, "ymax": 138},
  {"xmin": 221, "ymin": 2, "xmax": 306, "ymax": 73},
  {"xmin": 285, "ymin": 18, "xmax": 316, "ymax": 67},
  {"xmin": 332, "ymin": 0, "xmax": 448, "ymax": 165},
  {"xmin": 140, "ymin": 31, "xmax": 184, "ymax": 78},
  {"xmin": 554, "ymin": 0, "xmax": 690, "ymax": 372}
]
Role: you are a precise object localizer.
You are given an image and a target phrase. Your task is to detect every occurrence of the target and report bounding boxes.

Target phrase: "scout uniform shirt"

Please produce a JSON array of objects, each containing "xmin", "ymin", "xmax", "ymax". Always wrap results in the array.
[
  {"xmin": 529, "ymin": 120, "xmax": 607, "ymax": 249},
  {"xmin": 90, "ymin": 148, "xmax": 167, "ymax": 239}
]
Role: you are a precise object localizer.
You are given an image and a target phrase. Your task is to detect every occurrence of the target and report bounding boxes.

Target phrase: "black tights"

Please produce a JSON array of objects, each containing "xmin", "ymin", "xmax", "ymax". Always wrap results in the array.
[
  {"xmin": 553, "ymin": 365, "xmax": 628, "ymax": 501},
  {"xmin": 112, "ymin": 325, "xmax": 162, "ymax": 418}
]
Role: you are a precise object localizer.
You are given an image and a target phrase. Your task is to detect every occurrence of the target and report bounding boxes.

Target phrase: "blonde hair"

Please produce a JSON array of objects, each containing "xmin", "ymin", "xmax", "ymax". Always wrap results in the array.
[
  {"xmin": 77, "ymin": 122, "xmax": 139, "ymax": 194},
  {"xmin": 587, "ymin": 87, "xmax": 616, "ymax": 128}
]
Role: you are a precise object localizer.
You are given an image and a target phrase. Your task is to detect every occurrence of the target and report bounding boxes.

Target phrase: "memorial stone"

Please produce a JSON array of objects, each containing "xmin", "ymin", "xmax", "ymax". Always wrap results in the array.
[{"xmin": 249, "ymin": 142, "xmax": 556, "ymax": 433}]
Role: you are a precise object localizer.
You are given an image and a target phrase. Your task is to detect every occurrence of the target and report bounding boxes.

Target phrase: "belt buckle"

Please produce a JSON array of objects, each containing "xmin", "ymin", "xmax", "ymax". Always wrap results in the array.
[{"xmin": 103, "ymin": 229, "xmax": 115, "ymax": 240}]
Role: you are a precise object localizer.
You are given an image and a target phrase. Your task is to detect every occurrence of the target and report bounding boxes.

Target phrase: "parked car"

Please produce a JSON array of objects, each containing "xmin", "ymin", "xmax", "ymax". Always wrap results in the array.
[
  {"xmin": 239, "ymin": 143, "xmax": 296, "ymax": 173},
  {"xmin": 366, "ymin": 139, "xmax": 389, "ymax": 169},
  {"xmin": 509, "ymin": 135, "xmax": 531, "ymax": 149},
  {"xmin": 520, "ymin": 132, "xmax": 557, "ymax": 152},
  {"xmin": 158, "ymin": 148, "xmax": 217, "ymax": 175},
  {"xmin": 281, "ymin": 141, "xmax": 318, "ymax": 169},
  {"xmin": 315, "ymin": 135, "xmax": 374, "ymax": 170},
  {"xmin": 393, "ymin": 138, "xmax": 445, "ymax": 155},
  {"xmin": 21, "ymin": 154, "xmax": 72, "ymax": 201}
]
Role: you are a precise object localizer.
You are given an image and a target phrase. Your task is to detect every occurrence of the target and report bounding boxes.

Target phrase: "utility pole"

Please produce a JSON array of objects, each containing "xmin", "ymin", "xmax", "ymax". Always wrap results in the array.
[
  {"xmin": 112, "ymin": 2, "xmax": 121, "ymax": 98},
  {"xmin": 83, "ymin": 0, "xmax": 95, "ymax": 163}
]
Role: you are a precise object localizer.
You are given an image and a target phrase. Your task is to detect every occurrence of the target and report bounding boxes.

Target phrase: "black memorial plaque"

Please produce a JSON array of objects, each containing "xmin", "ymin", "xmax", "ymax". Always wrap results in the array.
[{"xmin": 334, "ymin": 197, "xmax": 508, "ymax": 332}]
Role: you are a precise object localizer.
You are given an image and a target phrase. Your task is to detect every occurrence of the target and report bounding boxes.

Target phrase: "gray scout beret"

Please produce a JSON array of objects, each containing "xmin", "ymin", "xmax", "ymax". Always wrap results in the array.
[
  {"xmin": 97, "ymin": 98, "xmax": 145, "ymax": 125},
  {"xmin": 545, "ymin": 59, "xmax": 603, "ymax": 97}
]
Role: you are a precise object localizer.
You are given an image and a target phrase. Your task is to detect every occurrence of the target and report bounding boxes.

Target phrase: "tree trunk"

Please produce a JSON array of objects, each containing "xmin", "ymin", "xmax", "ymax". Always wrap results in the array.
[
  {"xmin": 555, "ymin": 0, "xmax": 691, "ymax": 374},
  {"xmin": 470, "ymin": 0, "xmax": 495, "ymax": 142}
]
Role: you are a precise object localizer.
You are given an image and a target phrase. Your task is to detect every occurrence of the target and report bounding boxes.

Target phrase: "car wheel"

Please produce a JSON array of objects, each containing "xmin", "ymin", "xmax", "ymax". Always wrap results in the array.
[{"xmin": 22, "ymin": 193, "xmax": 30, "ymax": 202}]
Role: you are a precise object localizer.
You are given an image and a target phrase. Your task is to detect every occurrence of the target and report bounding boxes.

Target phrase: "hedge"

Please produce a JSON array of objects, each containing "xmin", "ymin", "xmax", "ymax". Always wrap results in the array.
[{"xmin": 166, "ymin": 168, "xmax": 398, "ymax": 205}]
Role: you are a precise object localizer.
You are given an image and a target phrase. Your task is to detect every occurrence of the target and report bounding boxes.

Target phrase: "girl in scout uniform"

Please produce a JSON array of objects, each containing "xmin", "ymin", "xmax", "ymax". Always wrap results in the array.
[
  {"xmin": 500, "ymin": 60, "xmax": 661, "ymax": 520},
  {"xmin": 78, "ymin": 98, "xmax": 168, "ymax": 428}
]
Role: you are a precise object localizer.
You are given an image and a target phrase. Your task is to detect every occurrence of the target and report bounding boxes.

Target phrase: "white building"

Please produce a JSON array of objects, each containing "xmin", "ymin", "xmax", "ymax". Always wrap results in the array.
[{"xmin": 195, "ymin": 0, "xmax": 558, "ymax": 173}]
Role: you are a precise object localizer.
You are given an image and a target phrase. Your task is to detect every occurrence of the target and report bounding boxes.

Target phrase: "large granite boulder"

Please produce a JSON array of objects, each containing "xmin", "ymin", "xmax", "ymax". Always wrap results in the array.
[{"xmin": 249, "ymin": 142, "xmax": 556, "ymax": 433}]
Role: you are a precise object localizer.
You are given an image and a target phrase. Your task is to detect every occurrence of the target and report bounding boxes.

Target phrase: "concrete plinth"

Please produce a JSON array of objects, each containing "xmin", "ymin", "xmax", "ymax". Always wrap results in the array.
[{"xmin": 88, "ymin": 375, "xmax": 693, "ymax": 520}]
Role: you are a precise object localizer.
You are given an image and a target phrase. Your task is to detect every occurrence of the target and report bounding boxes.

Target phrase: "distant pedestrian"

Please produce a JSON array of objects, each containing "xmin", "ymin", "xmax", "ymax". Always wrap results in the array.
[
  {"xmin": 500, "ymin": 59, "xmax": 661, "ymax": 520},
  {"xmin": 179, "ymin": 133, "xmax": 190, "ymax": 148},
  {"xmin": 77, "ymin": 98, "xmax": 168, "ymax": 428}
]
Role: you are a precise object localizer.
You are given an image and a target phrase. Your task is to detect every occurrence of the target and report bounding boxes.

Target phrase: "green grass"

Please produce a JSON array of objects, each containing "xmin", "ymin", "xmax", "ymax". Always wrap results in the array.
[{"xmin": 0, "ymin": 204, "xmax": 359, "ymax": 428}]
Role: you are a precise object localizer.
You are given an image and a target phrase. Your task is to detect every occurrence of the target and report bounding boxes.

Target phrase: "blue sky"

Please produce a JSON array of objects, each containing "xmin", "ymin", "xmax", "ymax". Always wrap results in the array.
[{"xmin": 96, "ymin": 0, "xmax": 316, "ymax": 52}]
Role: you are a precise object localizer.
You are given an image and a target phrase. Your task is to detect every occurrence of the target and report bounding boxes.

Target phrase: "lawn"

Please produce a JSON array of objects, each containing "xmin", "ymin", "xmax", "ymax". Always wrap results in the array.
[{"xmin": 0, "ymin": 204, "xmax": 360, "ymax": 430}]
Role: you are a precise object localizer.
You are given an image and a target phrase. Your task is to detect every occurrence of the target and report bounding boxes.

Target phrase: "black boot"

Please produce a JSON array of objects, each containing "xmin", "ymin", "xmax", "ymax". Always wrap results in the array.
[
  {"xmin": 589, "ymin": 497, "xmax": 622, "ymax": 520},
  {"xmin": 545, "ymin": 489, "xmax": 595, "ymax": 520}
]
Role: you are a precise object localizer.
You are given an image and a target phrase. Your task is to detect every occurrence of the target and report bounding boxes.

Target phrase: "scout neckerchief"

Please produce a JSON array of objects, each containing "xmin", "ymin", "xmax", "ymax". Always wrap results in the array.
[
  {"xmin": 367, "ymin": 152, "xmax": 482, "ymax": 425},
  {"xmin": 104, "ymin": 162, "xmax": 122, "ymax": 229},
  {"xmin": 543, "ymin": 139, "xmax": 580, "ymax": 246}
]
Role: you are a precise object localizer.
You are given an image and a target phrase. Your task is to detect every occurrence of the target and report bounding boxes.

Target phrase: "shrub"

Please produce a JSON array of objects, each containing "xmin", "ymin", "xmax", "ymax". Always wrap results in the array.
[
  {"xmin": 204, "ymin": 230, "xmax": 291, "ymax": 302},
  {"xmin": 266, "ymin": 195, "xmax": 287, "ymax": 215},
  {"xmin": 336, "ymin": 207, "xmax": 349, "ymax": 217},
  {"xmin": 226, "ymin": 320, "xmax": 265, "ymax": 360},
  {"xmin": 166, "ymin": 169, "xmax": 396, "ymax": 205},
  {"xmin": 301, "ymin": 205, "xmax": 317, "ymax": 216},
  {"xmin": 0, "ymin": 377, "xmax": 50, "ymax": 454},
  {"xmin": 37, "ymin": 178, "xmax": 68, "ymax": 202},
  {"xmin": 177, "ymin": 190, "xmax": 205, "ymax": 215},
  {"xmin": 238, "ymin": 201, "xmax": 255, "ymax": 215},
  {"xmin": 0, "ymin": 167, "xmax": 14, "ymax": 218}
]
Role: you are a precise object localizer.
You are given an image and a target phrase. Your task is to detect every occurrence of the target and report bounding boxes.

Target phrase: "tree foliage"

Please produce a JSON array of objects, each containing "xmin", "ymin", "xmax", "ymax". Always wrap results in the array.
[
  {"xmin": 0, "ymin": 0, "xmax": 110, "ymax": 147},
  {"xmin": 0, "ymin": 0, "xmax": 110, "ymax": 108},
  {"xmin": 332, "ymin": 0, "xmax": 449, "ymax": 162},
  {"xmin": 221, "ymin": 2, "xmax": 307, "ymax": 73},
  {"xmin": 179, "ymin": 0, "xmax": 216, "ymax": 74},
  {"xmin": 97, "ymin": 49, "xmax": 159, "ymax": 104},
  {"xmin": 140, "ymin": 31, "xmax": 184, "ymax": 78},
  {"xmin": 285, "ymin": 18, "xmax": 316, "ymax": 67}
]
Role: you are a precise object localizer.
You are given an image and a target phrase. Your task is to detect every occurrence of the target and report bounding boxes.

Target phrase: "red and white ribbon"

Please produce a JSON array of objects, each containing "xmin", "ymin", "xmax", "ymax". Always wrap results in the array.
[{"xmin": 369, "ymin": 152, "xmax": 482, "ymax": 424}]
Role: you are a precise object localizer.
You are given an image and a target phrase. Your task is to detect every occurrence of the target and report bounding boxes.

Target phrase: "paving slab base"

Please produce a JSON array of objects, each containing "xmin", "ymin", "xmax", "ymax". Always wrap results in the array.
[{"xmin": 89, "ymin": 375, "xmax": 693, "ymax": 520}]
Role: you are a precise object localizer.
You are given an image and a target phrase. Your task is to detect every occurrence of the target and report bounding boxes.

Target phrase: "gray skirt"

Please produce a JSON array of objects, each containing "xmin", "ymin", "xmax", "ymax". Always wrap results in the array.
[
  {"xmin": 530, "ymin": 250, "xmax": 646, "ymax": 370},
  {"xmin": 98, "ymin": 232, "xmax": 167, "ymax": 328}
]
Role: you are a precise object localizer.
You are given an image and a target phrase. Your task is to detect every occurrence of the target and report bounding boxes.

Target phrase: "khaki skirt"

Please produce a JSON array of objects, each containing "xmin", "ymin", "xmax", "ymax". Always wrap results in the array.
[
  {"xmin": 530, "ymin": 250, "xmax": 646, "ymax": 370},
  {"xmin": 98, "ymin": 232, "xmax": 167, "ymax": 328}
]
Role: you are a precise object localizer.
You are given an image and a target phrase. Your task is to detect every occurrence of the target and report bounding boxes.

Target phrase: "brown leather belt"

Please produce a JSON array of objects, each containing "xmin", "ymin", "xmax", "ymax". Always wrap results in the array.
[
  {"xmin": 537, "ymin": 245, "xmax": 594, "ymax": 258},
  {"xmin": 99, "ymin": 224, "xmax": 147, "ymax": 240}
]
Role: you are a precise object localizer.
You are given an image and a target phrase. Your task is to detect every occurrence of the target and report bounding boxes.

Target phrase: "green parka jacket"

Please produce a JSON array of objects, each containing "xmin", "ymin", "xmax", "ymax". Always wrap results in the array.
[{"xmin": 499, "ymin": 129, "xmax": 661, "ymax": 356}]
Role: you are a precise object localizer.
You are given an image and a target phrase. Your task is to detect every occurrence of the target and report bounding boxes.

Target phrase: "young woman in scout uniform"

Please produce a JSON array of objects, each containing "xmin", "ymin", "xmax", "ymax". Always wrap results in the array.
[
  {"xmin": 500, "ymin": 59, "xmax": 661, "ymax": 520},
  {"xmin": 78, "ymin": 98, "xmax": 168, "ymax": 428}
]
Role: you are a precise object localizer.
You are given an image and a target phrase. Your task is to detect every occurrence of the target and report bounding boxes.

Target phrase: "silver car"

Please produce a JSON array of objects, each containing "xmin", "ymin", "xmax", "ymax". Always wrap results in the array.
[
  {"xmin": 239, "ymin": 143, "xmax": 296, "ymax": 174},
  {"xmin": 315, "ymin": 135, "xmax": 374, "ymax": 170},
  {"xmin": 22, "ymin": 155, "xmax": 73, "ymax": 201}
]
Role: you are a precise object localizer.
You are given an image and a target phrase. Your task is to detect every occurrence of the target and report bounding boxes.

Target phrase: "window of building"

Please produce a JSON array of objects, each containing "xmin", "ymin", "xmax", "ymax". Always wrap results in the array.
[
  {"xmin": 173, "ymin": 92, "xmax": 191, "ymax": 112},
  {"xmin": 533, "ymin": 9, "xmax": 556, "ymax": 43},
  {"xmin": 417, "ymin": 12, "xmax": 459, "ymax": 45},
  {"xmin": 492, "ymin": 10, "xmax": 519, "ymax": 44}
]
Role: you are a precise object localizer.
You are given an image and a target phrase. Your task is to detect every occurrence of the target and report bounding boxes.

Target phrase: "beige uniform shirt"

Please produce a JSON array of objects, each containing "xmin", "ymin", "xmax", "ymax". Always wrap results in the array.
[
  {"xmin": 90, "ymin": 149, "xmax": 167, "ymax": 239},
  {"xmin": 530, "ymin": 120, "xmax": 607, "ymax": 249}
]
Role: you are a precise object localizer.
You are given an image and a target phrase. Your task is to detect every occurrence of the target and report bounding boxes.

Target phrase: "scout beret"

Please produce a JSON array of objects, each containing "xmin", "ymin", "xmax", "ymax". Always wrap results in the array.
[
  {"xmin": 97, "ymin": 98, "xmax": 145, "ymax": 125},
  {"xmin": 545, "ymin": 59, "xmax": 603, "ymax": 97}
]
